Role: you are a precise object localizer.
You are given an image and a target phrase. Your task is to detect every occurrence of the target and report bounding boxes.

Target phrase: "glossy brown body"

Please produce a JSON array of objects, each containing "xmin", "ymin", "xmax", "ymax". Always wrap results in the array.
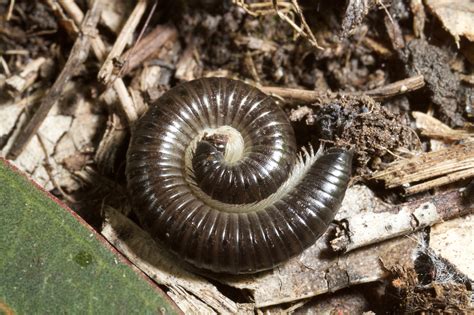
[{"xmin": 127, "ymin": 78, "xmax": 353, "ymax": 274}]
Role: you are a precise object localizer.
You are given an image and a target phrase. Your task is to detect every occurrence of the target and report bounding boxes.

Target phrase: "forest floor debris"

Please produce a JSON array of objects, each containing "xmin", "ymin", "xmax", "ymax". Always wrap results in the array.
[{"xmin": 1, "ymin": 0, "xmax": 473, "ymax": 312}]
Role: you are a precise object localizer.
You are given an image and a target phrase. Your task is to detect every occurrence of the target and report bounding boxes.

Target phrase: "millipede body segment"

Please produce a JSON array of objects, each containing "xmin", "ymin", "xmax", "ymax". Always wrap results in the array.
[{"xmin": 126, "ymin": 77, "xmax": 353, "ymax": 274}]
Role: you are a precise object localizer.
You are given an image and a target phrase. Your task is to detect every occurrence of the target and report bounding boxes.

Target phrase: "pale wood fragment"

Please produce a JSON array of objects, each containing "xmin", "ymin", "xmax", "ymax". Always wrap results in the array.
[
  {"xmin": 413, "ymin": 111, "xmax": 473, "ymax": 141},
  {"xmin": 372, "ymin": 141, "xmax": 474, "ymax": 194},
  {"xmin": 331, "ymin": 186, "xmax": 474, "ymax": 253}
]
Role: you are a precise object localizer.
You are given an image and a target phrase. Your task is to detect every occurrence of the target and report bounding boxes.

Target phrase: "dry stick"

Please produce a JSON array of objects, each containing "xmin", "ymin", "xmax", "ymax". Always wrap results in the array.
[
  {"xmin": 119, "ymin": 24, "xmax": 178, "ymax": 77},
  {"xmin": 6, "ymin": 0, "xmax": 15, "ymax": 21},
  {"xmin": 57, "ymin": 0, "xmax": 85, "ymax": 22},
  {"xmin": 117, "ymin": 0, "xmax": 159, "ymax": 80},
  {"xmin": 97, "ymin": 0, "xmax": 148, "ymax": 84},
  {"xmin": 261, "ymin": 74, "xmax": 425, "ymax": 102},
  {"xmin": 55, "ymin": 0, "xmax": 107, "ymax": 61},
  {"xmin": 58, "ymin": 0, "xmax": 137, "ymax": 125},
  {"xmin": 6, "ymin": 1, "xmax": 102, "ymax": 160}
]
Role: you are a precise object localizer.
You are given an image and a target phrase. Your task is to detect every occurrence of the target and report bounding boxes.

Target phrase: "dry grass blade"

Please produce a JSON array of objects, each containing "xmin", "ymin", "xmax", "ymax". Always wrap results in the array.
[{"xmin": 234, "ymin": 0, "xmax": 322, "ymax": 49}]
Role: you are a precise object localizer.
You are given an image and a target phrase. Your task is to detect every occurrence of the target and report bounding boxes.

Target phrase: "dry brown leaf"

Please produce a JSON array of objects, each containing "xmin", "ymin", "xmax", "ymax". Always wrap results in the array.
[{"xmin": 425, "ymin": 0, "xmax": 474, "ymax": 46}]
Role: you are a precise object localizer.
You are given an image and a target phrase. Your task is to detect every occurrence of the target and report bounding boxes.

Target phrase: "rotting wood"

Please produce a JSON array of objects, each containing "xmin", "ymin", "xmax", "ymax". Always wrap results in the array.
[
  {"xmin": 6, "ymin": 2, "xmax": 102, "ymax": 160},
  {"xmin": 371, "ymin": 141, "xmax": 474, "ymax": 194},
  {"xmin": 260, "ymin": 75, "xmax": 425, "ymax": 102},
  {"xmin": 330, "ymin": 187, "xmax": 474, "ymax": 253}
]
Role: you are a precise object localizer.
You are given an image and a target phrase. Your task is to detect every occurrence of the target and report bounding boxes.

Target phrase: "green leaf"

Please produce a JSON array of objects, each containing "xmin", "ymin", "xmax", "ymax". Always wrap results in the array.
[{"xmin": 0, "ymin": 159, "xmax": 179, "ymax": 314}]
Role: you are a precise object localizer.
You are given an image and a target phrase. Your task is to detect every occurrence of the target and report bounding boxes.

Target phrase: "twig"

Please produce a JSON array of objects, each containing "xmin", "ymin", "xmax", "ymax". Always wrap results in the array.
[
  {"xmin": 57, "ymin": 0, "xmax": 140, "ymax": 125},
  {"xmin": 37, "ymin": 134, "xmax": 77, "ymax": 203},
  {"xmin": 112, "ymin": 79, "xmax": 138, "ymax": 124},
  {"xmin": 45, "ymin": 0, "xmax": 80, "ymax": 36},
  {"xmin": 260, "ymin": 74, "xmax": 425, "ymax": 102},
  {"xmin": 98, "ymin": 0, "xmax": 148, "ymax": 84},
  {"xmin": 117, "ymin": 0, "xmax": 159, "ymax": 80},
  {"xmin": 6, "ymin": 1, "xmax": 102, "ymax": 160},
  {"xmin": 57, "ymin": 0, "xmax": 85, "ymax": 22},
  {"xmin": 6, "ymin": 0, "xmax": 15, "ymax": 21}
]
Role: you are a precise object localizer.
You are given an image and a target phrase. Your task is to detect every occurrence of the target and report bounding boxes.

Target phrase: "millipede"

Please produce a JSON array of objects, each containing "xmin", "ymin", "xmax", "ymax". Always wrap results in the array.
[{"xmin": 126, "ymin": 77, "xmax": 353, "ymax": 274}]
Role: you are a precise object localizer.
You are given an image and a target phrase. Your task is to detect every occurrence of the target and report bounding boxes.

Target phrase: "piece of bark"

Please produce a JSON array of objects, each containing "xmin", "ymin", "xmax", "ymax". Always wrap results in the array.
[
  {"xmin": 175, "ymin": 42, "xmax": 199, "ymax": 82},
  {"xmin": 330, "ymin": 186, "xmax": 474, "ymax": 253},
  {"xmin": 410, "ymin": 0, "xmax": 426, "ymax": 38},
  {"xmin": 94, "ymin": 111, "xmax": 128, "ymax": 175},
  {"xmin": 371, "ymin": 142, "xmax": 474, "ymax": 194},
  {"xmin": 0, "ymin": 103, "xmax": 25, "ymax": 149},
  {"xmin": 214, "ymin": 232, "xmax": 420, "ymax": 308},
  {"xmin": 340, "ymin": 0, "xmax": 370, "ymax": 38},
  {"xmin": 401, "ymin": 39, "xmax": 463, "ymax": 127}
]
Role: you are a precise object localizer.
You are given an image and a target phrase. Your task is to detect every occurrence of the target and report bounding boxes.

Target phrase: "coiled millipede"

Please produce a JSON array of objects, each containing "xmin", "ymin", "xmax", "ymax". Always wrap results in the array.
[{"xmin": 126, "ymin": 77, "xmax": 353, "ymax": 274}]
